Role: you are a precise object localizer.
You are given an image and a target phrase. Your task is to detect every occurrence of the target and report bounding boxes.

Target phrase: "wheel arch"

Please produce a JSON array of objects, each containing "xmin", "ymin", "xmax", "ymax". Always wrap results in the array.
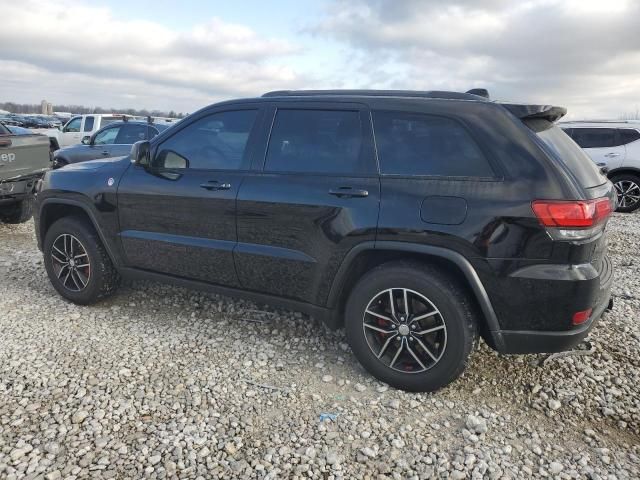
[
  {"xmin": 327, "ymin": 241, "xmax": 504, "ymax": 350},
  {"xmin": 608, "ymin": 167, "xmax": 640, "ymax": 179},
  {"xmin": 38, "ymin": 199, "xmax": 120, "ymax": 268}
]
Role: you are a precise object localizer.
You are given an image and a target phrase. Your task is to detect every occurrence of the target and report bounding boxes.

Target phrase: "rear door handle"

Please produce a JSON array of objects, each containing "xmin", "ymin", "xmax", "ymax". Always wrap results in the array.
[
  {"xmin": 200, "ymin": 181, "xmax": 231, "ymax": 191},
  {"xmin": 328, "ymin": 187, "xmax": 369, "ymax": 198},
  {"xmin": 604, "ymin": 152, "xmax": 620, "ymax": 158}
]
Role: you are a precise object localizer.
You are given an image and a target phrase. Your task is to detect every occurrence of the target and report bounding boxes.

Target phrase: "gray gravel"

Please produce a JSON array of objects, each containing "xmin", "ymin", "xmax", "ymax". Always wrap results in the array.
[{"xmin": 1, "ymin": 214, "xmax": 639, "ymax": 479}]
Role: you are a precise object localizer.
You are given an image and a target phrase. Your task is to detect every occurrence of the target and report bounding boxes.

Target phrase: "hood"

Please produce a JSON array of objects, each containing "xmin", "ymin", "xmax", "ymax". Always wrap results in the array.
[{"xmin": 61, "ymin": 156, "xmax": 130, "ymax": 171}]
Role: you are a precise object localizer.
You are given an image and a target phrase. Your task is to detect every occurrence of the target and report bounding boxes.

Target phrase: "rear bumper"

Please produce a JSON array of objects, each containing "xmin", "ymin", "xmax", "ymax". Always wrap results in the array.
[{"xmin": 491, "ymin": 255, "xmax": 613, "ymax": 354}]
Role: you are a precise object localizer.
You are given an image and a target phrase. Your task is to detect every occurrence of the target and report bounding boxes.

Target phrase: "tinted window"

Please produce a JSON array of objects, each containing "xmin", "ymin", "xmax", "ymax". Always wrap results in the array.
[
  {"xmin": 373, "ymin": 111, "xmax": 493, "ymax": 177},
  {"xmin": 265, "ymin": 109, "xmax": 364, "ymax": 174},
  {"xmin": 526, "ymin": 119, "xmax": 605, "ymax": 188},
  {"xmin": 155, "ymin": 110, "xmax": 257, "ymax": 170},
  {"xmin": 83, "ymin": 116, "xmax": 94, "ymax": 132},
  {"xmin": 0, "ymin": 123, "xmax": 9, "ymax": 135},
  {"xmin": 93, "ymin": 126, "xmax": 120, "ymax": 145},
  {"xmin": 64, "ymin": 117, "xmax": 82, "ymax": 133},
  {"xmin": 619, "ymin": 129, "xmax": 640, "ymax": 145},
  {"xmin": 571, "ymin": 128, "xmax": 616, "ymax": 148},
  {"xmin": 115, "ymin": 124, "xmax": 149, "ymax": 144}
]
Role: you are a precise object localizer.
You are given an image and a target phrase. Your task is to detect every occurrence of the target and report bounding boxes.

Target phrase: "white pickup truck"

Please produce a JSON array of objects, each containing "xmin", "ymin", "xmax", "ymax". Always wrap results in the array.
[{"xmin": 35, "ymin": 114, "xmax": 132, "ymax": 152}]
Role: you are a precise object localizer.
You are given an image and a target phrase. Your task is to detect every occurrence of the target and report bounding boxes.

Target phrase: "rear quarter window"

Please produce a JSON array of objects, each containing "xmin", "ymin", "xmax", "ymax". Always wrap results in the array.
[
  {"xmin": 526, "ymin": 119, "xmax": 606, "ymax": 188},
  {"xmin": 372, "ymin": 111, "xmax": 494, "ymax": 177}
]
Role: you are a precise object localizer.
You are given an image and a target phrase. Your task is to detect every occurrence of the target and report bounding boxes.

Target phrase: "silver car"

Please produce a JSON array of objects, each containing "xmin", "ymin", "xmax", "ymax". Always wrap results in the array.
[
  {"xmin": 52, "ymin": 121, "xmax": 170, "ymax": 168},
  {"xmin": 561, "ymin": 121, "xmax": 640, "ymax": 212}
]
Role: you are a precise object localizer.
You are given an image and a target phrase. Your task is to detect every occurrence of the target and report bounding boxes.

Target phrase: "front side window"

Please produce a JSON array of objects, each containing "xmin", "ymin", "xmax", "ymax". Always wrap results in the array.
[
  {"xmin": 264, "ymin": 109, "xmax": 364, "ymax": 174},
  {"xmin": 115, "ymin": 124, "xmax": 148, "ymax": 144},
  {"xmin": 570, "ymin": 128, "xmax": 616, "ymax": 148},
  {"xmin": 83, "ymin": 116, "xmax": 94, "ymax": 132},
  {"xmin": 64, "ymin": 117, "xmax": 82, "ymax": 133},
  {"xmin": 154, "ymin": 110, "xmax": 257, "ymax": 170},
  {"xmin": 373, "ymin": 111, "xmax": 494, "ymax": 177},
  {"xmin": 93, "ymin": 126, "xmax": 121, "ymax": 145}
]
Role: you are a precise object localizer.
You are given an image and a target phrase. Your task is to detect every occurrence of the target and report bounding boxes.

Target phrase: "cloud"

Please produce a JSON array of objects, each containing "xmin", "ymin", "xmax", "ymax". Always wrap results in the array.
[
  {"xmin": 312, "ymin": 0, "xmax": 640, "ymax": 118},
  {"xmin": 0, "ymin": 0, "xmax": 303, "ymax": 112}
]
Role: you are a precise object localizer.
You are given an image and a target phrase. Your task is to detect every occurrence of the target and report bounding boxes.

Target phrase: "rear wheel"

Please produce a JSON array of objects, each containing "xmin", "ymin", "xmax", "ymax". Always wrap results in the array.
[
  {"xmin": 43, "ymin": 216, "xmax": 120, "ymax": 304},
  {"xmin": 345, "ymin": 262, "xmax": 477, "ymax": 392},
  {"xmin": 611, "ymin": 173, "xmax": 640, "ymax": 213},
  {"xmin": 0, "ymin": 197, "xmax": 34, "ymax": 224}
]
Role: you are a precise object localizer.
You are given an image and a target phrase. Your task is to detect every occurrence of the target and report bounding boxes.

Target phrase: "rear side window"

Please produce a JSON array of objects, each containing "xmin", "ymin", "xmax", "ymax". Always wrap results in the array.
[
  {"xmin": 265, "ymin": 109, "xmax": 365, "ymax": 174},
  {"xmin": 526, "ymin": 119, "xmax": 605, "ymax": 188},
  {"xmin": 619, "ymin": 129, "xmax": 640, "ymax": 145},
  {"xmin": 372, "ymin": 111, "xmax": 494, "ymax": 177},
  {"xmin": 115, "ymin": 124, "xmax": 148, "ymax": 144},
  {"xmin": 570, "ymin": 128, "xmax": 616, "ymax": 148},
  {"xmin": 83, "ymin": 116, "xmax": 94, "ymax": 132}
]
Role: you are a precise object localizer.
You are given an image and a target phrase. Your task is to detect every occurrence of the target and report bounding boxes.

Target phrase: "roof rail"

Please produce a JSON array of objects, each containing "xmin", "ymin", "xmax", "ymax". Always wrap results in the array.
[
  {"xmin": 559, "ymin": 119, "xmax": 640, "ymax": 124},
  {"xmin": 261, "ymin": 89, "xmax": 490, "ymax": 102}
]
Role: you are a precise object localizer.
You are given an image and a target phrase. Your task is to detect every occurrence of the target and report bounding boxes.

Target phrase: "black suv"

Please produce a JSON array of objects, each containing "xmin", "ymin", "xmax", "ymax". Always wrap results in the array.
[{"xmin": 34, "ymin": 90, "xmax": 615, "ymax": 392}]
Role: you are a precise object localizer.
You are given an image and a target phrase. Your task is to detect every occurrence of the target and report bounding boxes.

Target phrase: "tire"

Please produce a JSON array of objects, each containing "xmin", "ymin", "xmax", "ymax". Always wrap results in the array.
[
  {"xmin": 43, "ymin": 216, "xmax": 120, "ymax": 304},
  {"xmin": 0, "ymin": 197, "xmax": 34, "ymax": 224},
  {"xmin": 345, "ymin": 262, "xmax": 477, "ymax": 392},
  {"xmin": 611, "ymin": 173, "xmax": 640, "ymax": 213}
]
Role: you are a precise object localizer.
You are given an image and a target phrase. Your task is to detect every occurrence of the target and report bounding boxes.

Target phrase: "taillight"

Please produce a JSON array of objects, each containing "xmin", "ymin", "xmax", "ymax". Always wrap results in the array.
[{"xmin": 532, "ymin": 198, "xmax": 612, "ymax": 241}]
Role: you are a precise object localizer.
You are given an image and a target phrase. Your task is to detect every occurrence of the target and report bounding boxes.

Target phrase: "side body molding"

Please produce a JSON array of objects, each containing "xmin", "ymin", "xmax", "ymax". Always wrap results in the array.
[{"xmin": 327, "ymin": 241, "xmax": 505, "ymax": 350}]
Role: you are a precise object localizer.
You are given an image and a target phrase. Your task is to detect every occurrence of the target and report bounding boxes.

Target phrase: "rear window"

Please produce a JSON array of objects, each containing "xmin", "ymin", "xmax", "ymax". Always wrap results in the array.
[
  {"xmin": 372, "ymin": 111, "xmax": 494, "ymax": 177},
  {"xmin": 526, "ymin": 119, "xmax": 606, "ymax": 188},
  {"xmin": 99, "ymin": 117, "xmax": 119, "ymax": 128}
]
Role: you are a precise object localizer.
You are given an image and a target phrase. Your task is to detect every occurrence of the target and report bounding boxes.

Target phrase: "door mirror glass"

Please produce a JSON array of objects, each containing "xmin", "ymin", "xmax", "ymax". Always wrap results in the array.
[
  {"xmin": 131, "ymin": 140, "xmax": 151, "ymax": 166},
  {"xmin": 155, "ymin": 149, "xmax": 188, "ymax": 169}
]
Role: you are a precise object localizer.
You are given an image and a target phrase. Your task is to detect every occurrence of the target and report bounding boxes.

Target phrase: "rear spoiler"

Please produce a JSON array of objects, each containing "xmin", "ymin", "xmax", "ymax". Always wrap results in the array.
[{"xmin": 502, "ymin": 103, "xmax": 567, "ymax": 123}]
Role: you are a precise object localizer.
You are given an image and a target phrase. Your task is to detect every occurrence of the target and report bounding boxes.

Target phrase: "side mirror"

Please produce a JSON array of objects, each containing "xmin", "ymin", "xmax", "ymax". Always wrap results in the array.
[
  {"xmin": 131, "ymin": 140, "xmax": 151, "ymax": 166},
  {"xmin": 81, "ymin": 136, "xmax": 91, "ymax": 145}
]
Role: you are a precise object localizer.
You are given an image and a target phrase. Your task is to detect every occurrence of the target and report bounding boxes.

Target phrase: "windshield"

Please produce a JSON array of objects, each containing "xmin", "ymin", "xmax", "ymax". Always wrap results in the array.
[{"xmin": 525, "ymin": 118, "xmax": 606, "ymax": 188}]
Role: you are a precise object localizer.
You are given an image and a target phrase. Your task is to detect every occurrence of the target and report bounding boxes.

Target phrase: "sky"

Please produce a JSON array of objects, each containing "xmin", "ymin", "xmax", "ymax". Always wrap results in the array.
[{"xmin": 1, "ymin": 0, "xmax": 639, "ymax": 119}]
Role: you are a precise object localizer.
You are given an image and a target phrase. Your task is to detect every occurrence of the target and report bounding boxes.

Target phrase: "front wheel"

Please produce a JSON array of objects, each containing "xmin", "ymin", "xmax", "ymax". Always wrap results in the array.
[
  {"xmin": 43, "ymin": 216, "xmax": 120, "ymax": 304},
  {"xmin": 345, "ymin": 262, "xmax": 477, "ymax": 392},
  {"xmin": 611, "ymin": 173, "xmax": 640, "ymax": 213}
]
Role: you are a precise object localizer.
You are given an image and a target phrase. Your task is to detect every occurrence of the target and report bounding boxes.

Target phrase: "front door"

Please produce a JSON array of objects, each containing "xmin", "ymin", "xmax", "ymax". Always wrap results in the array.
[
  {"xmin": 60, "ymin": 116, "xmax": 83, "ymax": 147},
  {"xmin": 235, "ymin": 105, "xmax": 380, "ymax": 305},
  {"xmin": 117, "ymin": 107, "xmax": 263, "ymax": 287}
]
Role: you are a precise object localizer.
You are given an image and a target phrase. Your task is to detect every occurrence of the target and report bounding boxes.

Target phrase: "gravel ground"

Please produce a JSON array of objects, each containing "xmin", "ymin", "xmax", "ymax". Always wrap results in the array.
[{"xmin": 0, "ymin": 214, "xmax": 639, "ymax": 479}]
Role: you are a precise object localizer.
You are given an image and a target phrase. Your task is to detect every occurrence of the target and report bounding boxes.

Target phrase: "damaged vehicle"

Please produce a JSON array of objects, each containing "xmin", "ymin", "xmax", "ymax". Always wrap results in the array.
[{"xmin": 0, "ymin": 122, "xmax": 50, "ymax": 223}]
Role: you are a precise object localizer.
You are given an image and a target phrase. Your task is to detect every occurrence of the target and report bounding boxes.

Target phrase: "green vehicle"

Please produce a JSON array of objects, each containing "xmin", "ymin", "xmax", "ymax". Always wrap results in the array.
[{"xmin": 0, "ymin": 123, "xmax": 50, "ymax": 223}]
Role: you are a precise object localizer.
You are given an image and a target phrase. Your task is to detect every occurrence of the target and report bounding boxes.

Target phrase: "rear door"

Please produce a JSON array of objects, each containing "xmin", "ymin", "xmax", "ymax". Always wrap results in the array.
[
  {"xmin": 117, "ymin": 105, "xmax": 264, "ymax": 287},
  {"xmin": 235, "ymin": 103, "xmax": 380, "ymax": 305},
  {"xmin": 570, "ymin": 128, "xmax": 625, "ymax": 170}
]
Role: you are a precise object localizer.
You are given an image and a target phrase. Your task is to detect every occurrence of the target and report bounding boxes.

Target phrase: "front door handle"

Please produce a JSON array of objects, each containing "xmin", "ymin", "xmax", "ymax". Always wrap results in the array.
[
  {"xmin": 605, "ymin": 152, "xmax": 620, "ymax": 158},
  {"xmin": 328, "ymin": 187, "xmax": 369, "ymax": 198},
  {"xmin": 200, "ymin": 181, "xmax": 231, "ymax": 191},
  {"xmin": 0, "ymin": 138, "xmax": 12, "ymax": 147},
  {"xmin": 101, "ymin": 150, "xmax": 110, "ymax": 156}
]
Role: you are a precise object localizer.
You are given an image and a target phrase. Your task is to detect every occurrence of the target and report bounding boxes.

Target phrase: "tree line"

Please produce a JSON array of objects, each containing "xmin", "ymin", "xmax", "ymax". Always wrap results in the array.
[{"xmin": 0, "ymin": 101, "xmax": 186, "ymax": 118}]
